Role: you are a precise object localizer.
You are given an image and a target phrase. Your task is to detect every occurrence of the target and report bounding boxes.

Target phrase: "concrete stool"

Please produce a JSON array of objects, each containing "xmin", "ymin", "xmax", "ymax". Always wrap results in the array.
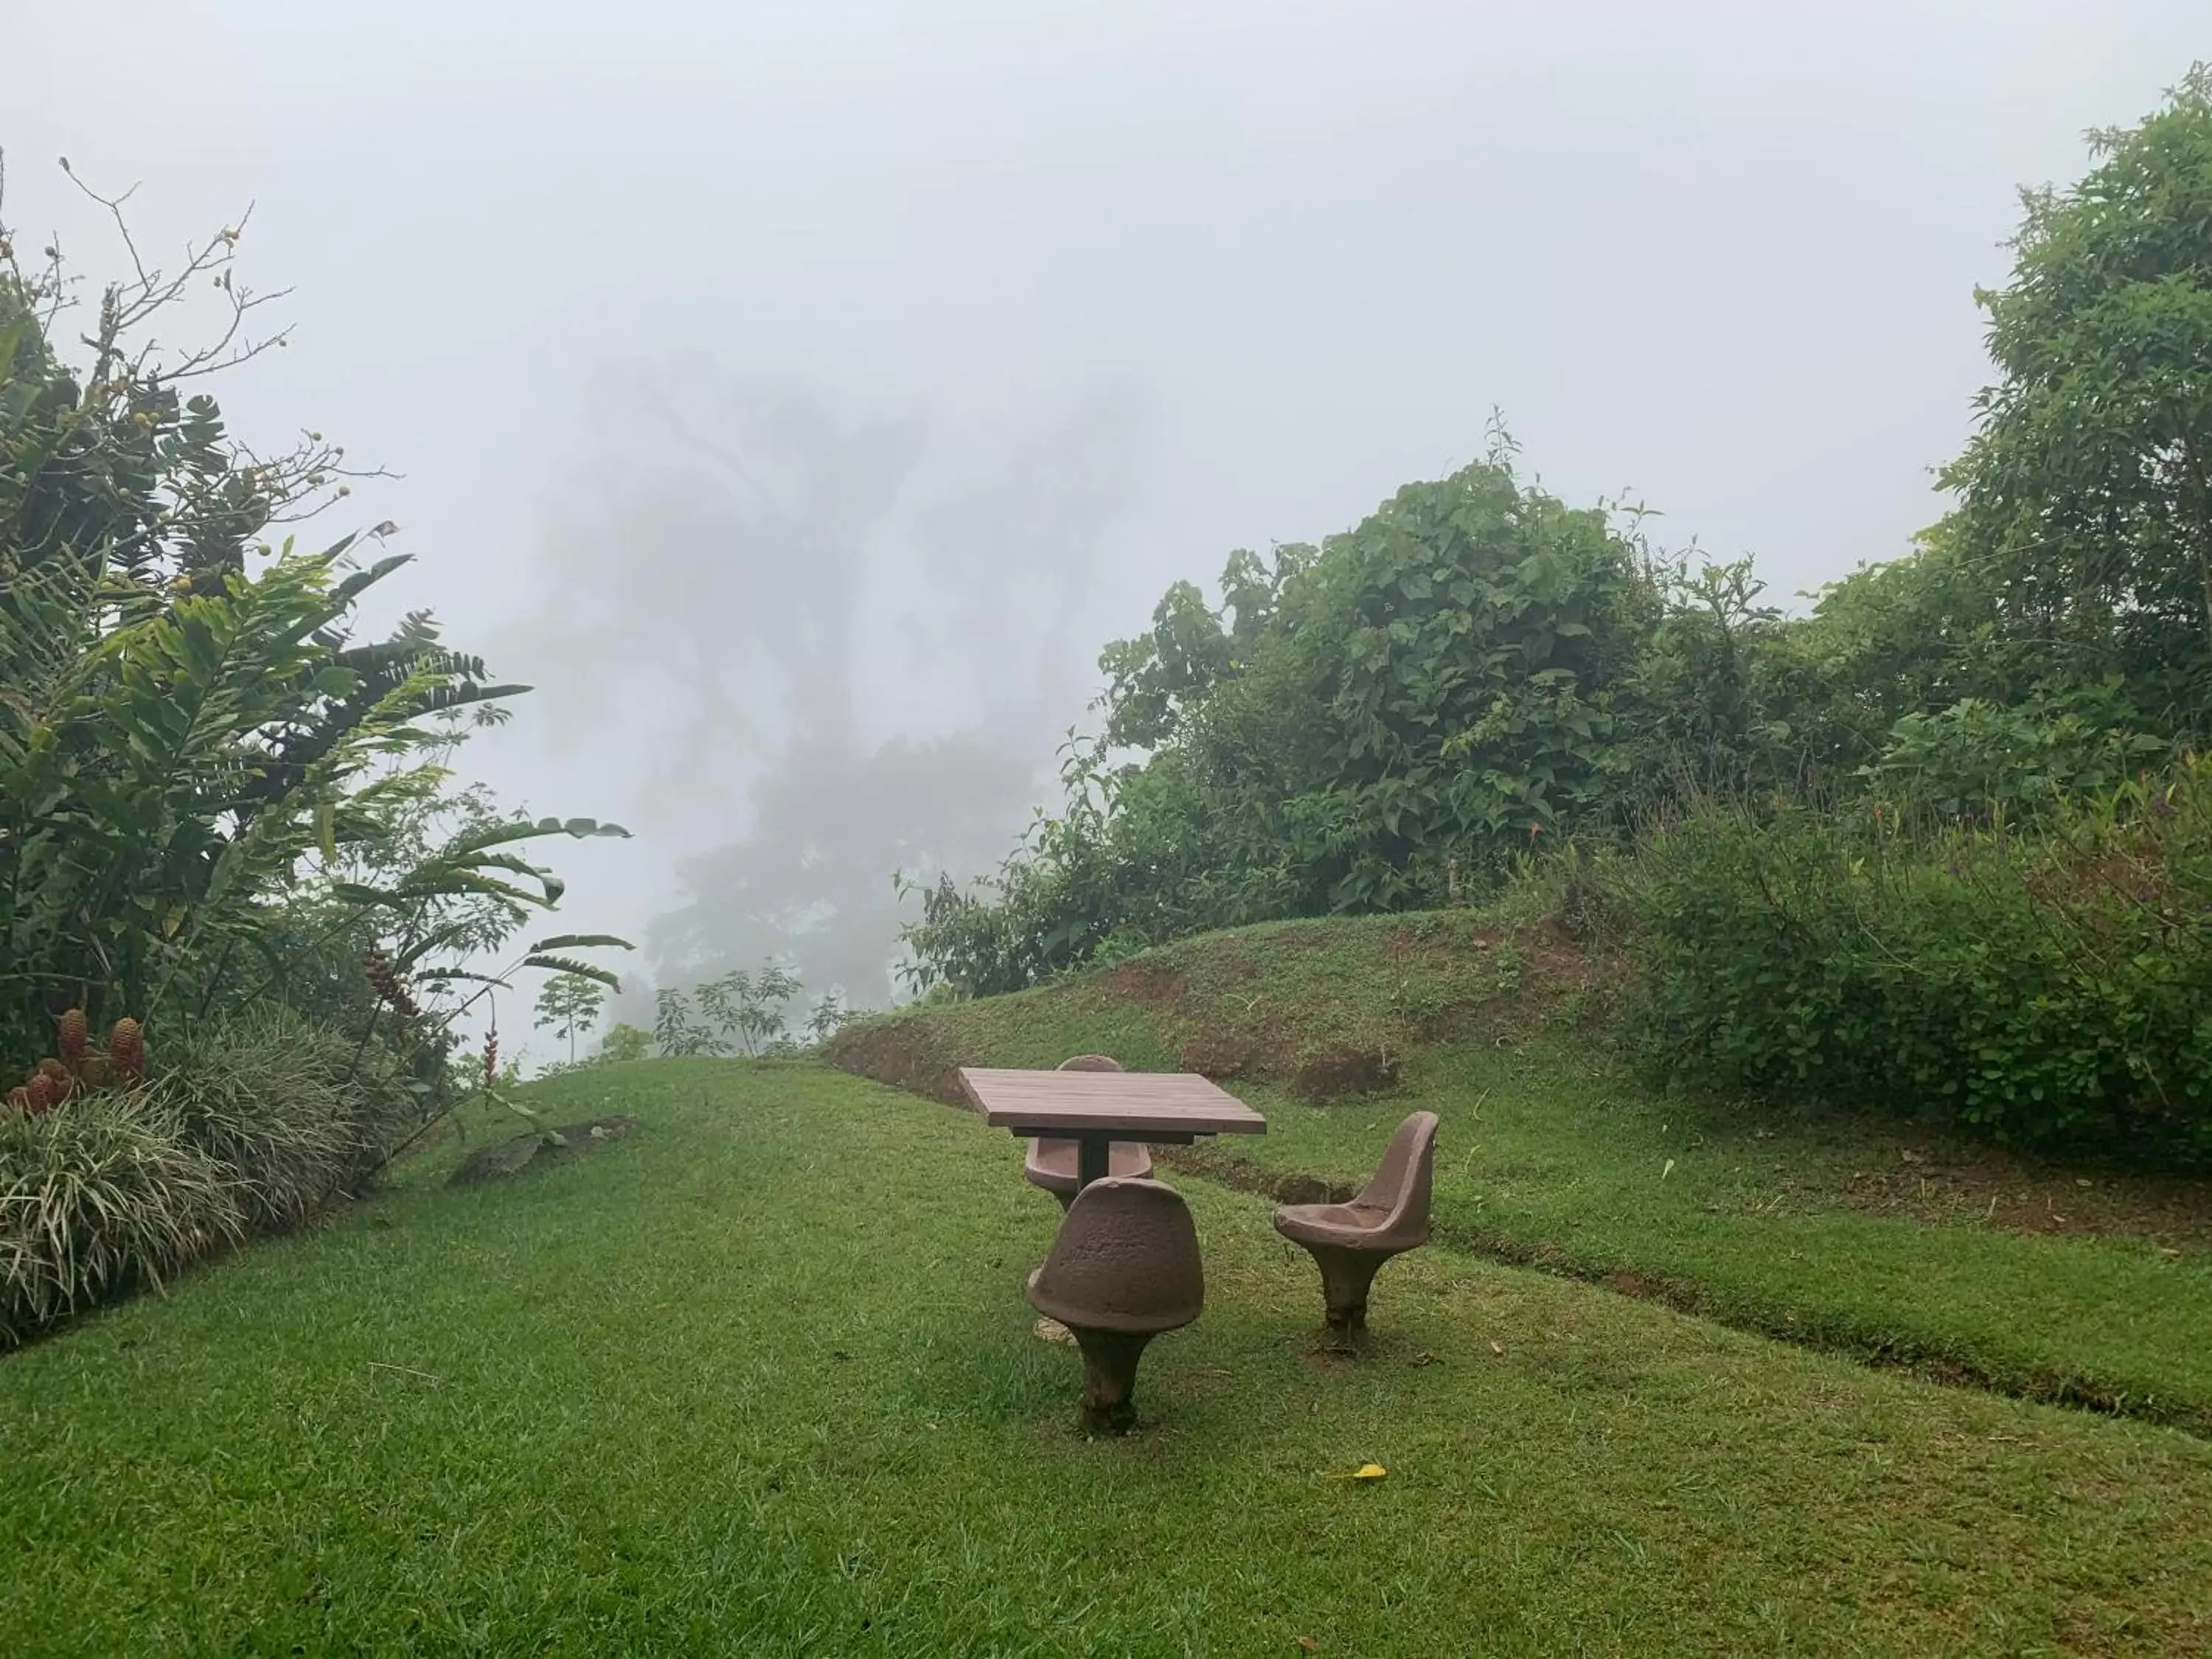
[
  {"xmin": 1273, "ymin": 1111, "xmax": 1439, "ymax": 1335},
  {"xmin": 1026, "ymin": 1176, "xmax": 1203, "ymax": 1433}
]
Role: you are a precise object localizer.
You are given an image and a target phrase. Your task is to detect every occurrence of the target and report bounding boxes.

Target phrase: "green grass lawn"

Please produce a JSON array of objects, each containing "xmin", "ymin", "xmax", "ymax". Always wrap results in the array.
[
  {"xmin": 827, "ymin": 914, "xmax": 2212, "ymax": 1433},
  {"xmin": 5, "ymin": 1058, "xmax": 2212, "ymax": 1655}
]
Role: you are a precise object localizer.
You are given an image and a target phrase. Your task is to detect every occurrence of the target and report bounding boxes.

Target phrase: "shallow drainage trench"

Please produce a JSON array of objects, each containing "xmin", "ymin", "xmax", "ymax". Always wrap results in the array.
[{"xmin": 1151, "ymin": 1141, "xmax": 2210, "ymax": 1441}]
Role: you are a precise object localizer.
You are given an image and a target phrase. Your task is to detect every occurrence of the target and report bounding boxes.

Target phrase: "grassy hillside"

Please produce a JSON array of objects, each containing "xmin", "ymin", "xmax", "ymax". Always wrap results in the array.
[
  {"xmin": 4, "ymin": 1057, "xmax": 2211, "ymax": 1655},
  {"xmin": 827, "ymin": 914, "xmax": 2212, "ymax": 1431}
]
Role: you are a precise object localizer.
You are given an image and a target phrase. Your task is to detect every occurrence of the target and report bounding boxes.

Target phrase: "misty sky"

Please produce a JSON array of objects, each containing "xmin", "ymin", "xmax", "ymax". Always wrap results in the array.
[{"xmin": 5, "ymin": 2, "xmax": 2205, "ymax": 1028}]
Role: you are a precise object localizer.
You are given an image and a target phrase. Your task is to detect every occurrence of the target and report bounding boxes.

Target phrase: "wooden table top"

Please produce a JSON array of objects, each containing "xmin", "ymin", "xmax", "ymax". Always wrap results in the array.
[{"xmin": 957, "ymin": 1067, "xmax": 1267, "ymax": 1137}]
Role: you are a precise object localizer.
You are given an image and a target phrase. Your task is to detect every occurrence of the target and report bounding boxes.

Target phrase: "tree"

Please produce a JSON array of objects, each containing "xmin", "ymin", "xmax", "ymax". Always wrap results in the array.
[
  {"xmin": 594, "ymin": 1022, "xmax": 651, "ymax": 1063},
  {"xmin": 519, "ymin": 368, "xmax": 1140, "ymax": 1011},
  {"xmin": 901, "ymin": 439, "xmax": 1678, "ymax": 995},
  {"xmin": 533, "ymin": 971, "xmax": 606, "ymax": 1066},
  {"xmin": 1939, "ymin": 65, "xmax": 2212, "ymax": 726}
]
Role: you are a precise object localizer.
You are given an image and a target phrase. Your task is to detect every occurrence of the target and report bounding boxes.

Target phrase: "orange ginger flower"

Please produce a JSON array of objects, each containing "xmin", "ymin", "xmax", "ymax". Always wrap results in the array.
[
  {"xmin": 58, "ymin": 1008, "xmax": 88, "ymax": 1069},
  {"xmin": 109, "ymin": 1018, "xmax": 145, "ymax": 1080}
]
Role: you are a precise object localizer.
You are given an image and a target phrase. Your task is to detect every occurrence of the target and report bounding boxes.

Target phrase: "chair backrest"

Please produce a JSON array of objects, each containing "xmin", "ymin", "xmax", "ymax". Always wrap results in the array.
[
  {"xmin": 1029, "ymin": 1177, "xmax": 1203, "ymax": 1334},
  {"xmin": 1352, "ymin": 1112, "xmax": 1439, "ymax": 1240},
  {"xmin": 1057, "ymin": 1054, "xmax": 1124, "ymax": 1072}
]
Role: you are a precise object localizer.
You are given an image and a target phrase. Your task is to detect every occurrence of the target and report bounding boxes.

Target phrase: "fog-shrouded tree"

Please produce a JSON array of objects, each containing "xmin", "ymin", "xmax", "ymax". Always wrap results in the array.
[
  {"xmin": 519, "ymin": 362, "xmax": 1143, "ymax": 1012},
  {"xmin": 532, "ymin": 970, "xmax": 605, "ymax": 1068}
]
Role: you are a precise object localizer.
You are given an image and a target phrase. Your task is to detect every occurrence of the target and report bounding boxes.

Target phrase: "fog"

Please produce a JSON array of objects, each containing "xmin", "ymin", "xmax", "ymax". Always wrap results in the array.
[{"xmin": 5, "ymin": 2, "xmax": 2202, "ymax": 1032}]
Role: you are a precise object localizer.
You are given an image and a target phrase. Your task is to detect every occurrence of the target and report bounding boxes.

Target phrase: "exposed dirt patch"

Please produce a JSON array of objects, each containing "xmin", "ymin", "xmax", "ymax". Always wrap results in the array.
[
  {"xmin": 1830, "ymin": 1150, "xmax": 2212, "ymax": 1250},
  {"xmin": 1106, "ymin": 959, "xmax": 1185, "ymax": 1004},
  {"xmin": 826, "ymin": 910, "xmax": 1618, "ymax": 1107},
  {"xmin": 1178, "ymin": 1031, "xmax": 1256, "ymax": 1080},
  {"xmin": 1290, "ymin": 1046, "xmax": 1399, "ymax": 1102},
  {"xmin": 821, "ymin": 1017, "xmax": 965, "ymax": 1106}
]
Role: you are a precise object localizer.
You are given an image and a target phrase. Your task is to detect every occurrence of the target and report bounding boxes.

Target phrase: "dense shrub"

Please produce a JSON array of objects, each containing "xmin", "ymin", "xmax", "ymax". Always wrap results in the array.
[
  {"xmin": 1620, "ymin": 759, "xmax": 2212, "ymax": 1162},
  {"xmin": 0, "ymin": 1091, "xmax": 244, "ymax": 1344}
]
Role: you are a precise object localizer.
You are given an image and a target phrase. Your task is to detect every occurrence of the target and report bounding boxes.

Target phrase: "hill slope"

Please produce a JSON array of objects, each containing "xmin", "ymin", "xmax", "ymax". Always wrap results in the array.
[
  {"xmin": 827, "ymin": 914, "xmax": 2212, "ymax": 1432},
  {"xmin": 832, "ymin": 911, "xmax": 1604, "ymax": 1105},
  {"xmin": 4, "ymin": 1057, "xmax": 2211, "ymax": 1655}
]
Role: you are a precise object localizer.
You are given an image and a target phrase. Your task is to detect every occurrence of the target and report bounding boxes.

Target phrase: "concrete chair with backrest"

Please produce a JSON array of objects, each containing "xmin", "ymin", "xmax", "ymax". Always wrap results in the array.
[
  {"xmin": 1026, "ymin": 1175, "xmax": 1204, "ymax": 1432},
  {"xmin": 1023, "ymin": 1055, "xmax": 1153, "ymax": 1208},
  {"xmin": 1273, "ymin": 1111, "xmax": 1439, "ymax": 1336}
]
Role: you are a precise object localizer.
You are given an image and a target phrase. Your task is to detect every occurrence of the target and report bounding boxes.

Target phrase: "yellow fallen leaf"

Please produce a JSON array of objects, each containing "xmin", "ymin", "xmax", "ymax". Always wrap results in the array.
[{"xmin": 1352, "ymin": 1463, "xmax": 1387, "ymax": 1479}]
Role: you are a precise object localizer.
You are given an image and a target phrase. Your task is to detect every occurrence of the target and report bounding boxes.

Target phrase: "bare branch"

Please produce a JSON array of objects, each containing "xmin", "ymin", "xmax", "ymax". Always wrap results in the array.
[
  {"xmin": 9, "ymin": 158, "xmax": 395, "ymax": 563},
  {"xmin": 59, "ymin": 157, "xmax": 153, "ymax": 293}
]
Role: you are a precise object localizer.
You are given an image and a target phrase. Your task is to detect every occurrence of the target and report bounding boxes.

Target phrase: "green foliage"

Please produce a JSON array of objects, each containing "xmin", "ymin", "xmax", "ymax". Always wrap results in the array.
[
  {"xmin": 1620, "ymin": 757, "xmax": 2212, "ymax": 1161},
  {"xmin": 894, "ymin": 72, "xmax": 2212, "ymax": 1168},
  {"xmin": 1620, "ymin": 552, "xmax": 1805, "ymax": 799},
  {"xmin": 159, "ymin": 1009, "xmax": 417, "ymax": 1228},
  {"xmin": 0, "ymin": 535, "xmax": 495, "ymax": 1053},
  {"xmin": 1940, "ymin": 63, "xmax": 2212, "ymax": 723},
  {"xmin": 0, "ymin": 185, "xmax": 618, "ymax": 1065},
  {"xmin": 653, "ymin": 987, "xmax": 714, "ymax": 1058},
  {"xmin": 594, "ymin": 1023, "xmax": 653, "ymax": 1064},
  {"xmin": 1859, "ymin": 683, "xmax": 2171, "ymax": 820},
  {"xmin": 802, "ymin": 992, "xmax": 858, "ymax": 1044},
  {"xmin": 904, "ymin": 438, "xmax": 1668, "ymax": 995},
  {"xmin": 0, "ymin": 1004, "xmax": 436, "ymax": 1344},
  {"xmin": 0, "ymin": 165, "xmax": 635, "ymax": 1338}
]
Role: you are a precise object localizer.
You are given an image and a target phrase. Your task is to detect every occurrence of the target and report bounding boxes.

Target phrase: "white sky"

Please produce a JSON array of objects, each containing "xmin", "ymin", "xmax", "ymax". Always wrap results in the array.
[{"xmin": 5, "ymin": 1, "xmax": 2204, "ymax": 1009}]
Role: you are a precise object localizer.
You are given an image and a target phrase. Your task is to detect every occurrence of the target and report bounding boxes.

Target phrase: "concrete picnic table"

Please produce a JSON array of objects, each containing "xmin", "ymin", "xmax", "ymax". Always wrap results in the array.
[{"xmin": 957, "ymin": 1066, "xmax": 1267, "ymax": 1192}]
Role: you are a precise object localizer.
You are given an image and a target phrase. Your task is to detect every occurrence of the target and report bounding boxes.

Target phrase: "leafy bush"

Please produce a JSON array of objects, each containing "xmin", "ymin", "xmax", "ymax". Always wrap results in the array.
[
  {"xmin": 1938, "ymin": 63, "xmax": 2212, "ymax": 725},
  {"xmin": 902, "ymin": 445, "xmax": 1668, "ymax": 995},
  {"xmin": 1858, "ymin": 684, "xmax": 2171, "ymax": 821},
  {"xmin": 900, "ymin": 74, "xmax": 2212, "ymax": 1028},
  {"xmin": 594, "ymin": 1023, "xmax": 653, "ymax": 1064},
  {"xmin": 1620, "ymin": 759, "xmax": 2212, "ymax": 1161},
  {"xmin": 0, "ymin": 1091, "xmax": 243, "ymax": 1345}
]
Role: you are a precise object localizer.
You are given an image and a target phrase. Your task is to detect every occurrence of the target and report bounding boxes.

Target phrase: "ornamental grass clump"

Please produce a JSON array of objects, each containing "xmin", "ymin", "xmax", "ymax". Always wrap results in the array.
[
  {"xmin": 0, "ymin": 1090, "xmax": 243, "ymax": 1346},
  {"xmin": 161, "ymin": 1010, "xmax": 417, "ymax": 1231}
]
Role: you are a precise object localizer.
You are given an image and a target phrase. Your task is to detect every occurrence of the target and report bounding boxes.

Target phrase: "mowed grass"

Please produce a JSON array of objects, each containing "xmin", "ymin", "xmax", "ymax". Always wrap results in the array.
[
  {"xmin": 827, "ymin": 915, "xmax": 2212, "ymax": 1431},
  {"xmin": 4, "ymin": 1060, "xmax": 2212, "ymax": 1655}
]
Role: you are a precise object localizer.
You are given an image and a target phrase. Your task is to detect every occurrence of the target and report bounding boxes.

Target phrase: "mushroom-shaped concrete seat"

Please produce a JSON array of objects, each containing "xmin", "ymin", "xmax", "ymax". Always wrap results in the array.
[
  {"xmin": 1026, "ymin": 1176, "xmax": 1203, "ymax": 1432},
  {"xmin": 1273, "ymin": 1111, "xmax": 1439, "ymax": 1335},
  {"xmin": 1023, "ymin": 1054, "xmax": 1152, "ymax": 1209}
]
